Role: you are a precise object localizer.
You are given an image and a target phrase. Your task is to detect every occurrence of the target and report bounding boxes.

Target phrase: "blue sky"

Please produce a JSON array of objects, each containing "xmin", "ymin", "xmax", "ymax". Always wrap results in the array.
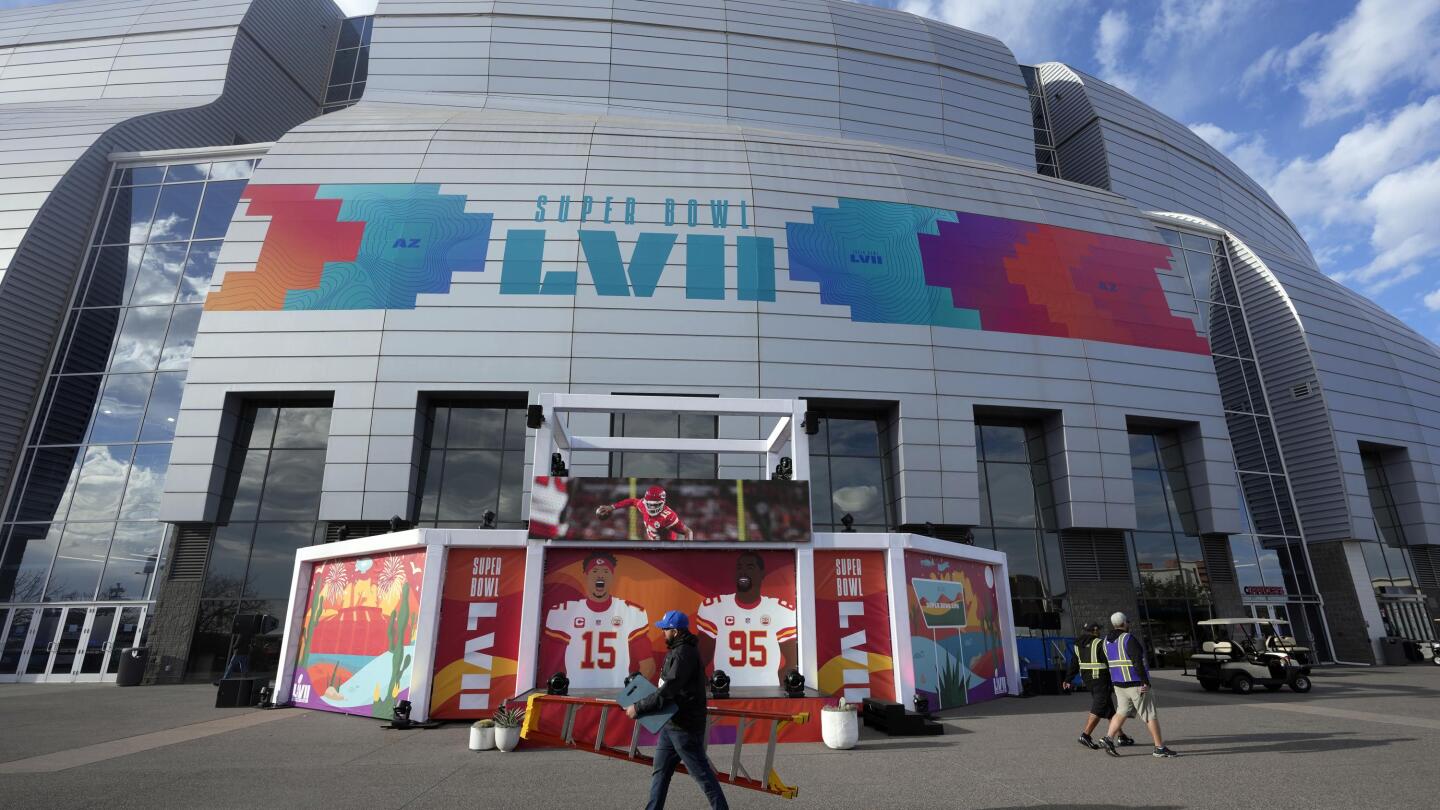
[{"xmin": 3, "ymin": 0, "xmax": 1437, "ymax": 343}]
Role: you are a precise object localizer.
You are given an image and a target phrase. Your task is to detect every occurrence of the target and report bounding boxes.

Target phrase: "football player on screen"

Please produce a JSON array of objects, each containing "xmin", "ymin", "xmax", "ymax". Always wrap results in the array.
[
  {"xmin": 542, "ymin": 552, "xmax": 655, "ymax": 689},
  {"xmin": 595, "ymin": 485, "xmax": 695, "ymax": 542},
  {"xmin": 695, "ymin": 551, "xmax": 797, "ymax": 688}
]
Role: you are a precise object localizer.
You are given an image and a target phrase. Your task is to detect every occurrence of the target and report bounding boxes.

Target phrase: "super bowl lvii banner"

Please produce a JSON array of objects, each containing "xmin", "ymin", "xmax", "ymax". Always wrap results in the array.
[
  {"xmin": 429, "ymin": 547, "xmax": 526, "ymax": 718},
  {"xmin": 814, "ymin": 550, "xmax": 895, "ymax": 702}
]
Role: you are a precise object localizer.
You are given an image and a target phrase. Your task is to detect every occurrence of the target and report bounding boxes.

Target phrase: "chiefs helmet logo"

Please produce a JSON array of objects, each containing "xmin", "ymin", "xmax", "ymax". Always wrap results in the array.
[
  {"xmin": 724, "ymin": 616, "xmax": 735, "ymax": 626},
  {"xmin": 611, "ymin": 615, "xmax": 623, "ymax": 626},
  {"xmin": 573, "ymin": 617, "xmax": 586, "ymax": 628},
  {"xmin": 761, "ymin": 615, "xmax": 771, "ymax": 626}
]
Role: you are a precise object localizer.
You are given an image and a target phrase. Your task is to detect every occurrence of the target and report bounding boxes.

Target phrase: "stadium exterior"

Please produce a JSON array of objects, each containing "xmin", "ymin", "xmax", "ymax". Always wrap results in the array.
[{"xmin": 0, "ymin": 0, "xmax": 1436, "ymax": 685}]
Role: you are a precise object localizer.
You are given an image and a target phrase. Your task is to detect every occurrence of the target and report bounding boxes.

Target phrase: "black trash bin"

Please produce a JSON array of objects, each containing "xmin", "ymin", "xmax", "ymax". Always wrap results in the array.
[
  {"xmin": 1379, "ymin": 637, "xmax": 1409, "ymax": 666},
  {"xmin": 116, "ymin": 646, "xmax": 148, "ymax": 686}
]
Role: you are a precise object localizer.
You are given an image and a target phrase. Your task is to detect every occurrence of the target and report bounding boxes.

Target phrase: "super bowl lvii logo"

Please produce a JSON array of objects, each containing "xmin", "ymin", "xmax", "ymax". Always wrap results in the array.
[{"xmin": 206, "ymin": 183, "xmax": 1209, "ymax": 355}]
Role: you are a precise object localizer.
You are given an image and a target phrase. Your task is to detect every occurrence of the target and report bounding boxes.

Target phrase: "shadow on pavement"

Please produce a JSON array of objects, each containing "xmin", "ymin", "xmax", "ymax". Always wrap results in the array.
[
  {"xmin": 1175, "ymin": 731, "xmax": 1415, "ymax": 757},
  {"xmin": 986, "ymin": 805, "xmax": 1183, "ymax": 809}
]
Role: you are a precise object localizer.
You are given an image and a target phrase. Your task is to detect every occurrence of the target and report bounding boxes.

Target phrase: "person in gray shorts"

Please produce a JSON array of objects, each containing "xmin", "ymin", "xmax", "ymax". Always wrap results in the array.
[{"xmin": 1099, "ymin": 612, "xmax": 1179, "ymax": 758}]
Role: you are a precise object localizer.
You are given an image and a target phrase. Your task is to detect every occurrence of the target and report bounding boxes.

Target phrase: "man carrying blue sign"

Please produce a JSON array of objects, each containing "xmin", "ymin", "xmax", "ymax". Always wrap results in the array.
[{"xmin": 626, "ymin": 610, "xmax": 730, "ymax": 810}]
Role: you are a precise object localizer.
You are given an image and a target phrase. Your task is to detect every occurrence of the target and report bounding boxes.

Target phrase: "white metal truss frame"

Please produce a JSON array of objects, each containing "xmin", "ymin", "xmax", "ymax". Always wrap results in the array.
[{"xmin": 529, "ymin": 393, "xmax": 812, "ymax": 482}]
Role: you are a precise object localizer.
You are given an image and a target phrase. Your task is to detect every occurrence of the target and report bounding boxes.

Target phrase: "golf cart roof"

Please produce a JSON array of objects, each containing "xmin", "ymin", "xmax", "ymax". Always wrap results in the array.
[{"xmin": 1198, "ymin": 618, "xmax": 1290, "ymax": 626}]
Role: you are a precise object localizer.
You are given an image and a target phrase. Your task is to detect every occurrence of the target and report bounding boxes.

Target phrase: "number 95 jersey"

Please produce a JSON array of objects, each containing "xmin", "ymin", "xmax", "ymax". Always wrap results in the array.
[
  {"xmin": 695, "ymin": 594, "xmax": 797, "ymax": 687},
  {"xmin": 543, "ymin": 597, "xmax": 649, "ymax": 689}
]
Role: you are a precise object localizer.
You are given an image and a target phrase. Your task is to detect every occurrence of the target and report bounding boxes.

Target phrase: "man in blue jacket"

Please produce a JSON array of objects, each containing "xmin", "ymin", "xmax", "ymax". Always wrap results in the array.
[
  {"xmin": 1100, "ymin": 612, "xmax": 1179, "ymax": 758},
  {"xmin": 627, "ymin": 610, "xmax": 730, "ymax": 810}
]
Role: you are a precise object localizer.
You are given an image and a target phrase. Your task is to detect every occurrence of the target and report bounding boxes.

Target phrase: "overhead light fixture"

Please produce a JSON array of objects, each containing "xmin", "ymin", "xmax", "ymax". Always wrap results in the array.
[
  {"xmin": 550, "ymin": 452, "xmax": 569, "ymax": 477},
  {"xmin": 709, "ymin": 670, "xmax": 730, "ymax": 700},
  {"xmin": 547, "ymin": 671, "xmax": 569, "ymax": 696},
  {"xmin": 783, "ymin": 669, "xmax": 805, "ymax": 698},
  {"xmin": 481, "ymin": 510, "xmax": 496, "ymax": 529},
  {"xmin": 840, "ymin": 513, "xmax": 855, "ymax": 533},
  {"xmin": 772, "ymin": 456, "xmax": 792, "ymax": 481}
]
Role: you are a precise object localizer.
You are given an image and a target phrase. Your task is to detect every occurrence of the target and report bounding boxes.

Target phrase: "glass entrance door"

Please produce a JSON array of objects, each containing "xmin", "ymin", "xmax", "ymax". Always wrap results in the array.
[{"xmin": 3, "ymin": 605, "xmax": 147, "ymax": 683}]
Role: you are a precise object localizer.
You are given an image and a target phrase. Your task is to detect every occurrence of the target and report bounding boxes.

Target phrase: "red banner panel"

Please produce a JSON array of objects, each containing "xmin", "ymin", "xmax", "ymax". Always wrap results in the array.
[
  {"xmin": 539, "ymin": 548, "xmax": 798, "ymax": 691},
  {"xmin": 429, "ymin": 547, "xmax": 527, "ymax": 718},
  {"xmin": 814, "ymin": 550, "xmax": 895, "ymax": 702},
  {"xmin": 528, "ymin": 477, "xmax": 811, "ymax": 542}
]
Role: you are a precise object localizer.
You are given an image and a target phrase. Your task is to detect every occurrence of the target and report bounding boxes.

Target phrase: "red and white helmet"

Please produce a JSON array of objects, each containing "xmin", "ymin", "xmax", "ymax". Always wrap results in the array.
[{"xmin": 643, "ymin": 485, "xmax": 666, "ymax": 516}]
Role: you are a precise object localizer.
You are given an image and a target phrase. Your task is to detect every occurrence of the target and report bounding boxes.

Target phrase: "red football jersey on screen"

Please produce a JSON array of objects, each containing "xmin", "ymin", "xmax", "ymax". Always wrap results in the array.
[{"xmin": 612, "ymin": 498, "xmax": 689, "ymax": 541}]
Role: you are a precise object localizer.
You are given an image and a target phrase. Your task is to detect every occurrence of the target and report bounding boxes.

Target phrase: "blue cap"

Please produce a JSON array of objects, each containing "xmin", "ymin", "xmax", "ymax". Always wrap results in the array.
[{"xmin": 656, "ymin": 610, "xmax": 689, "ymax": 631}]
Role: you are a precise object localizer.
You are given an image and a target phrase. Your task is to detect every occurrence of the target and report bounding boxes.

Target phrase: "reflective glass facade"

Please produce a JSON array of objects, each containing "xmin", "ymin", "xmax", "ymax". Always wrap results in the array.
[
  {"xmin": 807, "ymin": 409, "xmax": 894, "ymax": 533},
  {"xmin": 323, "ymin": 16, "xmax": 372, "ymax": 113},
  {"xmin": 415, "ymin": 400, "xmax": 528, "ymax": 528},
  {"xmin": 609, "ymin": 408, "xmax": 718, "ymax": 479},
  {"xmin": 0, "ymin": 158, "xmax": 256, "ymax": 607},
  {"xmin": 1019, "ymin": 65, "xmax": 1060, "ymax": 178},
  {"xmin": 1360, "ymin": 449, "xmax": 1436, "ymax": 640}
]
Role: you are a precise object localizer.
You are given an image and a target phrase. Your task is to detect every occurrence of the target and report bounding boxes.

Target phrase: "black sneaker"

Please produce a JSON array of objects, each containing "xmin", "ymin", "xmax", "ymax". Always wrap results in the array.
[
  {"xmin": 1153, "ymin": 746, "xmax": 1179, "ymax": 758},
  {"xmin": 1101, "ymin": 736, "xmax": 1120, "ymax": 757},
  {"xmin": 1118, "ymin": 734, "xmax": 1136, "ymax": 747},
  {"xmin": 1078, "ymin": 733, "xmax": 1100, "ymax": 750}
]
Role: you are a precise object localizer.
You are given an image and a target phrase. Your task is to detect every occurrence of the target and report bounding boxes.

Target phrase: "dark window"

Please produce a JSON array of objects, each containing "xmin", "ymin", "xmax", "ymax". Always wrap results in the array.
[
  {"xmin": 609, "ymin": 404, "xmax": 718, "ymax": 480},
  {"xmin": 808, "ymin": 407, "xmax": 893, "ymax": 532},
  {"xmin": 415, "ymin": 400, "xmax": 527, "ymax": 528},
  {"xmin": 323, "ymin": 17, "xmax": 373, "ymax": 114}
]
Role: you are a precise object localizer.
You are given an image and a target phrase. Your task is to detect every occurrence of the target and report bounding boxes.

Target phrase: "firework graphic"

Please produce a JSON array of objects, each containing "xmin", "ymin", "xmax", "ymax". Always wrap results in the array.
[
  {"xmin": 322, "ymin": 561, "xmax": 350, "ymax": 602},
  {"xmin": 377, "ymin": 555, "xmax": 407, "ymax": 603}
]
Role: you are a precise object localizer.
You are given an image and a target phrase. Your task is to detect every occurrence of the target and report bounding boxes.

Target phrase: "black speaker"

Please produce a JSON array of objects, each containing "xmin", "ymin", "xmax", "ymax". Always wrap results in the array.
[
  {"xmin": 215, "ymin": 677, "xmax": 260, "ymax": 708},
  {"xmin": 803, "ymin": 411, "xmax": 820, "ymax": 435},
  {"xmin": 526, "ymin": 404, "xmax": 544, "ymax": 429}
]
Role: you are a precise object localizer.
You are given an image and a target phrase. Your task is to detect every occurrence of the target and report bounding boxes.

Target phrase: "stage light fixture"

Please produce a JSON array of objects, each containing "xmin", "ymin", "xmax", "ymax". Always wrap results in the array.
[
  {"xmin": 333, "ymin": 524, "xmax": 349, "ymax": 543},
  {"xmin": 481, "ymin": 510, "xmax": 496, "ymax": 529},
  {"xmin": 709, "ymin": 670, "xmax": 731, "ymax": 699},
  {"xmin": 803, "ymin": 411, "xmax": 820, "ymax": 435},
  {"xmin": 392, "ymin": 699, "xmax": 414, "ymax": 729},
  {"xmin": 924, "ymin": 521, "xmax": 936, "ymax": 538},
  {"xmin": 840, "ymin": 513, "xmax": 855, "ymax": 533},
  {"xmin": 783, "ymin": 669, "xmax": 805, "ymax": 698},
  {"xmin": 772, "ymin": 456, "xmax": 793, "ymax": 481},
  {"xmin": 550, "ymin": 452, "xmax": 569, "ymax": 477},
  {"xmin": 388, "ymin": 515, "xmax": 405, "ymax": 533},
  {"xmin": 912, "ymin": 694, "xmax": 930, "ymax": 716},
  {"xmin": 547, "ymin": 671, "xmax": 570, "ymax": 696},
  {"xmin": 526, "ymin": 404, "xmax": 545, "ymax": 429}
]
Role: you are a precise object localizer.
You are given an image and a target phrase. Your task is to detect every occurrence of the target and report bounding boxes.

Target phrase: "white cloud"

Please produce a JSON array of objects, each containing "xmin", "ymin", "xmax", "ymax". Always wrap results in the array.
[
  {"xmin": 1424, "ymin": 288, "xmax": 1440, "ymax": 312},
  {"xmin": 896, "ymin": 0, "xmax": 1081, "ymax": 62},
  {"xmin": 1355, "ymin": 158, "xmax": 1440, "ymax": 283},
  {"xmin": 1242, "ymin": 0, "xmax": 1440, "ymax": 122},
  {"xmin": 1094, "ymin": 10, "xmax": 1138, "ymax": 93}
]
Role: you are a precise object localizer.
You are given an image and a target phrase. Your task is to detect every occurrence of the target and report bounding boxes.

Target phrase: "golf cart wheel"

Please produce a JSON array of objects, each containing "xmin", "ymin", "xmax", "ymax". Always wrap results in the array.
[
  {"xmin": 1231, "ymin": 673, "xmax": 1254, "ymax": 694},
  {"xmin": 1263, "ymin": 684, "xmax": 1282, "ymax": 692},
  {"xmin": 1198, "ymin": 678, "xmax": 1220, "ymax": 692},
  {"xmin": 1433, "ymin": 655, "xmax": 1440, "ymax": 666},
  {"xmin": 1289, "ymin": 675, "xmax": 1312, "ymax": 693}
]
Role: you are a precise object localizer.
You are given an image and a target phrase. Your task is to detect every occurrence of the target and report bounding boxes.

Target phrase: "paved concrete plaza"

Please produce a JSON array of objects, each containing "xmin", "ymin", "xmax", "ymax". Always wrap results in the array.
[{"xmin": 0, "ymin": 666, "xmax": 1436, "ymax": 809}]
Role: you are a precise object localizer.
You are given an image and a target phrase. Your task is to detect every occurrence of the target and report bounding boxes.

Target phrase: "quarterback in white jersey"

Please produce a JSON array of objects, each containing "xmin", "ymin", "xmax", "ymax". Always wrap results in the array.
[
  {"xmin": 696, "ymin": 552, "xmax": 797, "ymax": 688},
  {"xmin": 542, "ymin": 552, "xmax": 654, "ymax": 689}
]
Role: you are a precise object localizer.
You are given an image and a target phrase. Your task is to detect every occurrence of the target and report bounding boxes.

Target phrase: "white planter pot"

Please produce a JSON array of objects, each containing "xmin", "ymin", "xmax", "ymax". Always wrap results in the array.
[
  {"xmin": 469, "ymin": 724, "xmax": 495, "ymax": 751},
  {"xmin": 821, "ymin": 709, "xmax": 859, "ymax": 750},
  {"xmin": 495, "ymin": 726, "xmax": 521, "ymax": 752}
]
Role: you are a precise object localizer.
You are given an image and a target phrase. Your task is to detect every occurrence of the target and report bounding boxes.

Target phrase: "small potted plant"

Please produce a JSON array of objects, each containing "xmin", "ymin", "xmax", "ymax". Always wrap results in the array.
[
  {"xmin": 469, "ymin": 718, "xmax": 495, "ymax": 751},
  {"xmin": 493, "ymin": 706, "xmax": 525, "ymax": 752},
  {"xmin": 821, "ymin": 697, "xmax": 859, "ymax": 750}
]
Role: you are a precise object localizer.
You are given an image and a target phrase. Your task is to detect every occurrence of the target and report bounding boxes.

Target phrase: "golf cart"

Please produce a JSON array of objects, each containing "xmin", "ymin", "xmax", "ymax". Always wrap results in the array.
[{"xmin": 1188, "ymin": 618, "xmax": 1313, "ymax": 694}]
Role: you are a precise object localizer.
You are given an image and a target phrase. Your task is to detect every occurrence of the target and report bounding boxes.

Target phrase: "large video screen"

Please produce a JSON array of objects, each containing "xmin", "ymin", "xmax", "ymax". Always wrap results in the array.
[{"xmin": 528, "ymin": 477, "xmax": 811, "ymax": 543}]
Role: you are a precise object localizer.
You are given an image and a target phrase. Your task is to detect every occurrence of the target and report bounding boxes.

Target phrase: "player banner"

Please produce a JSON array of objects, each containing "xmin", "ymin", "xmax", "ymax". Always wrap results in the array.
[
  {"xmin": 429, "ymin": 547, "xmax": 526, "ymax": 719},
  {"xmin": 539, "ymin": 548, "xmax": 799, "ymax": 692},
  {"xmin": 528, "ymin": 477, "xmax": 811, "ymax": 543},
  {"xmin": 814, "ymin": 550, "xmax": 895, "ymax": 702},
  {"xmin": 904, "ymin": 551, "xmax": 1009, "ymax": 710},
  {"xmin": 289, "ymin": 548, "xmax": 426, "ymax": 718}
]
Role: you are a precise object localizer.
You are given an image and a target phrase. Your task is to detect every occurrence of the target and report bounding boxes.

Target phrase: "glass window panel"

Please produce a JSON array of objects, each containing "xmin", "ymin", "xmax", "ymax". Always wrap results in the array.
[
  {"xmin": 0, "ymin": 606, "xmax": 24, "ymax": 674},
  {"xmin": 186, "ymin": 600, "xmax": 238, "ymax": 682},
  {"xmin": 1178, "ymin": 249, "xmax": 1211, "ymax": 302},
  {"xmin": 1239, "ymin": 360, "xmax": 1265, "ymax": 412},
  {"xmin": 158, "ymin": 304, "xmax": 202, "ymax": 370},
  {"xmin": 119, "ymin": 443, "xmax": 171, "ymax": 520},
  {"xmin": 1132, "ymin": 469, "xmax": 1173, "ymax": 531},
  {"xmin": 437, "ymin": 450, "xmax": 501, "ymax": 521},
  {"xmin": 148, "ymin": 182, "xmax": 203, "ymax": 242},
  {"xmin": 83, "ymin": 245, "xmax": 146, "ymax": 307},
  {"xmin": 428, "ymin": 406, "xmax": 450, "ymax": 447},
  {"xmin": 1256, "ymin": 545, "xmax": 1286, "ymax": 590},
  {"xmin": 1132, "ymin": 531, "xmax": 1180, "ymax": 595},
  {"xmin": 827, "ymin": 418, "xmax": 881, "ymax": 456},
  {"xmin": 1229, "ymin": 535, "xmax": 1263, "ymax": 591},
  {"xmin": 139, "ymin": 371, "xmax": 186, "ymax": 441},
  {"xmin": 248, "ymin": 406, "xmax": 278, "ymax": 449},
  {"xmin": 13, "ymin": 447, "xmax": 83, "ymax": 523},
  {"xmin": 1041, "ymin": 531, "xmax": 1065, "ymax": 597},
  {"xmin": 226, "ymin": 450, "xmax": 269, "ymax": 522},
  {"xmin": 43, "ymin": 522, "xmax": 113, "ymax": 602},
  {"xmin": 1214, "ymin": 355, "xmax": 1250, "ymax": 412},
  {"xmin": 63, "ymin": 307, "xmax": 122, "ymax": 374},
  {"xmin": 128, "ymin": 242, "xmax": 187, "ymax": 305},
  {"xmin": 416, "ymin": 450, "xmax": 443, "ymax": 523},
  {"xmin": 1225, "ymin": 412, "xmax": 1266, "ymax": 472},
  {"xmin": 164, "ymin": 163, "xmax": 208, "ymax": 182},
  {"xmin": 272, "ymin": 406, "xmax": 331, "ymax": 449},
  {"xmin": 243, "ymin": 522, "xmax": 314, "ymax": 599},
  {"xmin": 338, "ymin": 18, "xmax": 364, "ymax": 49},
  {"xmin": 192, "ymin": 180, "xmax": 246, "ymax": 240},
  {"xmin": 984, "ymin": 462, "xmax": 1037, "ymax": 527},
  {"xmin": 330, "ymin": 47, "xmax": 359, "ymax": 85},
  {"xmin": 618, "ymin": 452, "xmax": 677, "ymax": 478},
  {"xmin": 108, "ymin": 306, "xmax": 170, "ymax": 372},
  {"xmin": 1173, "ymin": 534, "xmax": 1209, "ymax": 598},
  {"xmin": 809, "ymin": 458, "xmax": 832, "ymax": 527},
  {"xmin": 447, "ymin": 407, "xmax": 505, "ymax": 448},
  {"xmin": 498, "ymin": 450, "xmax": 525, "ymax": 523},
  {"xmin": 678, "ymin": 412, "xmax": 715, "ymax": 439},
  {"xmin": 1239, "ymin": 473, "xmax": 1283, "ymax": 535},
  {"xmin": 0, "ymin": 524, "xmax": 63, "ymax": 602},
  {"xmin": 118, "ymin": 166, "xmax": 166, "ymax": 186},
  {"xmin": 502, "ymin": 408, "xmax": 527, "ymax": 450},
  {"xmin": 41, "ymin": 375, "xmax": 103, "ymax": 446},
  {"xmin": 361, "ymin": 17, "xmax": 373, "ymax": 44},
  {"xmin": 619, "ymin": 411, "xmax": 676, "ymax": 438},
  {"xmin": 994, "ymin": 529, "xmax": 1043, "ymax": 598},
  {"xmin": 1179, "ymin": 232, "xmax": 1212, "ymax": 252},
  {"xmin": 1207, "ymin": 305, "xmax": 1240, "ymax": 357},
  {"xmin": 678, "ymin": 452, "xmax": 715, "ymax": 478},
  {"xmin": 353, "ymin": 49, "xmax": 369, "ymax": 83},
  {"xmin": 979, "ymin": 424, "xmax": 1027, "ymax": 462},
  {"xmin": 87, "ymin": 373, "xmax": 152, "ymax": 444},
  {"xmin": 1158, "ymin": 228, "xmax": 1181, "ymax": 247},
  {"xmin": 207, "ymin": 161, "xmax": 253, "ymax": 181},
  {"xmin": 204, "ymin": 523, "xmax": 253, "ymax": 598},
  {"xmin": 1128, "ymin": 433, "xmax": 1159, "ymax": 470},
  {"xmin": 66, "ymin": 444, "xmax": 134, "ymax": 521},
  {"xmin": 976, "ymin": 461, "xmax": 991, "ymax": 526},
  {"xmin": 257, "ymin": 450, "xmax": 326, "ymax": 521},
  {"xmin": 325, "ymin": 84, "xmax": 350, "ymax": 104},
  {"xmin": 102, "ymin": 184, "xmax": 161, "ymax": 244},
  {"xmin": 828, "ymin": 456, "xmax": 887, "ymax": 526},
  {"xmin": 350, "ymin": 81, "xmax": 365, "ymax": 98}
]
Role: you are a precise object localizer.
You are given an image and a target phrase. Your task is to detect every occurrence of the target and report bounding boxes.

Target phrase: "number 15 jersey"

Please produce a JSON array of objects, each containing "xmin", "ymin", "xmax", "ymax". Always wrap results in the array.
[
  {"xmin": 543, "ymin": 597, "xmax": 650, "ymax": 689},
  {"xmin": 695, "ymin": 594, "xmax": 797, "ymax": 687}
]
